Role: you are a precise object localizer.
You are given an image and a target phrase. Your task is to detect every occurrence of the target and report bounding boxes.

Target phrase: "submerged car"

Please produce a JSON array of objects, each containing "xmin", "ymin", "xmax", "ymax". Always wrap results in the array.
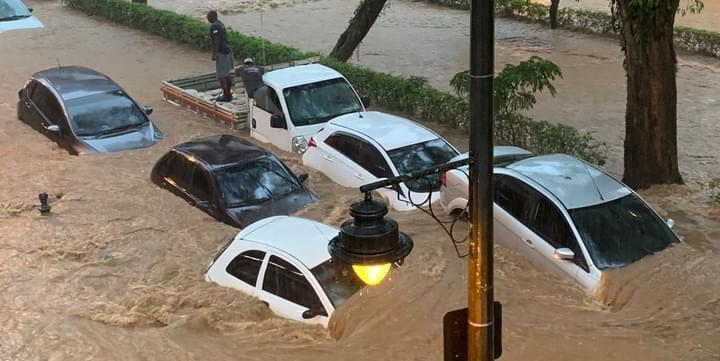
[
  {"xmin": 0, "ymin": 0, "xmax": 42, "ymax": 33},
  {"xmin": 302, "ymin": 111, "xmax": 459, "ymax": 211},
  {"xmin": 151, "ymin": 135, "xmax": 318, "ymax": 228},
  {"xmin": 17, "ymin": 66, "xmax": 162, "ymax": 154},
  {"xmin": 205, "ymin": 216, "xmax": 365, "ymax": 327},
  {"xmin": 440, "ymin": 148, "xmax": 680, "ymax": 294}
]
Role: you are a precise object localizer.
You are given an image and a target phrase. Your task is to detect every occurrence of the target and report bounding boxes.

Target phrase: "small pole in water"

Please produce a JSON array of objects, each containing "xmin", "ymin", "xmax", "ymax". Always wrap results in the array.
[{"xmin": 38, "ymin": 192, "xmax": 51, "ymax": 215}]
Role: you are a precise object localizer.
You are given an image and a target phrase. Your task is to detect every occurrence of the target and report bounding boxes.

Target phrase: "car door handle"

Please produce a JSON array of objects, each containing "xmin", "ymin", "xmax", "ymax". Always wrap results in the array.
[
  {"xmin": 523, "ymin": 239, "xmax": 534, "ymax": 247},
  {"xmin": 354, "ymin": 173, "xmax": 366, "ymax": 180},
  {"xmin": 261, "ymin": 301, "xmax": 269, "ymax": 307},
  {"xmin": 323, "ymin": 155, "xmax": 334, "ymax": 162}
]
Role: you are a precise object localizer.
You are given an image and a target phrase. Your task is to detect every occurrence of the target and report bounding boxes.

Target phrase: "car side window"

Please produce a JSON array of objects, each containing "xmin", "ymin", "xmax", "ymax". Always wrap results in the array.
[
  {"xmin": 164, "ymin": 152, "xmax": 194, "ymax": 191},
  {"xmin": 531, "ymin": 196, "xmax": 589, "ymax": 272},
  {"xmin": 262, "ymin": 255, "xmax": 325, "ymax": 312},
  {"xmin": 494, "ymin": 174, "xmax": 533, "ymax": 224},
  {"xmin": 24, "ymin": 80, "xmax": 38, "ymax": 99},
  {"xmin": 226, "ymin": 250, "xmax": 266, "ymax": 286},
  {"xmin": 254, "ymin": 86, "xmax": 282, "ymax": 115},
  {"xmin": 325, "ymin": 132, "xmax": 392, "ymax": 178},
  {"xmin": 30, "ymin": 84, "xmax": 64, "ymax": 125},
  {"xmin": 191, "ymin": 166, "xmax": 213, "ymax": 202}
]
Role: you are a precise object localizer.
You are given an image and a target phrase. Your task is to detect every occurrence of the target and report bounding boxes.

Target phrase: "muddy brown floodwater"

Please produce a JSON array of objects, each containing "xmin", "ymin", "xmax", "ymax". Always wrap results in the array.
[{"xmin": 1, "ymin": 1, "xmax": 719, "ymax": 361}]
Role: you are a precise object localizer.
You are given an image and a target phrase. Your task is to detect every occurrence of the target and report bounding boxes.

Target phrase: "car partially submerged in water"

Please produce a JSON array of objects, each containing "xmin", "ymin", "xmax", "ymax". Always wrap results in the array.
[
  {"xmin": 440, "ymin": 147, "xmax": 680, "ymax": 294},
  {"xmin": 0, "ymin": 0, "xmax": 42, "ymax": 33},
  {"xmin": 151, "ymin": 135, "xmax": 318, "ymax": 229},
  {"xmin": 205, "ymin": 216, "xmax": 365, "ymax": 327},
  {"xmin": 17, "ymin": 66, "xmax": 162, "ymax": 154}
]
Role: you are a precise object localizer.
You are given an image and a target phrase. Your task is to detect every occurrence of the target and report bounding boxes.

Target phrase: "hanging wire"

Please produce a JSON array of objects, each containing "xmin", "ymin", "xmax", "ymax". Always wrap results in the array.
[{"xmin": 388, "ymin": 167, "xmax": 471, "ymax": 259}]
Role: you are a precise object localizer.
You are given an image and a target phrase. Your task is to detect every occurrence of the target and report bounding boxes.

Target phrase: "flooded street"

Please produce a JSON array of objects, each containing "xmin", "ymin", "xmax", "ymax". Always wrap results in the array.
[{"xmin": 1, "ymin": 1, "xmax": 719, "ymax": 361}]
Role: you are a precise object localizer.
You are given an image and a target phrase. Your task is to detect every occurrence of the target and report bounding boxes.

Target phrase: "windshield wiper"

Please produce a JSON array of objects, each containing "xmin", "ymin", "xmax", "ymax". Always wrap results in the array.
[
  {"xmin": 0, "ymin": 15, "xmax": 31, "ymax": 21},
  {"xmin": 91, "ymin": 122, "xmax": 148, "ymax": 138}
]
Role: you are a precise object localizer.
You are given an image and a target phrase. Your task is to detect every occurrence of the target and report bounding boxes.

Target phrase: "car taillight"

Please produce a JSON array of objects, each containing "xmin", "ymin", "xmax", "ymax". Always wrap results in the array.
[
  {"xmin": 440, "ymin": 172, "xmax": 447, "ymax": 187},
  {"xmin": 308, "ymin": 137, "xmax": 317, "ymax": 148}
]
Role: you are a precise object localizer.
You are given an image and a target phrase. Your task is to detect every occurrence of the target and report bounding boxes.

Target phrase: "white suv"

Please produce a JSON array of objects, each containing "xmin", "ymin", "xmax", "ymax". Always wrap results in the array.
[{"xmin": 303, "ymin": 111, "xmax": 459, "ymax": 211}]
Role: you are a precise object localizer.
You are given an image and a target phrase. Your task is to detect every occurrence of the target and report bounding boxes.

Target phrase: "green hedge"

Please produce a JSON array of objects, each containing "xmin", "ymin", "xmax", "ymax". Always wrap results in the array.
[
  {"xmin": 64, "ymin": 0, "xmax": 606, "ymax": 164},
  {"xmin": 425, "ymin": 0, "xmax": 720, "ymax": 57}
]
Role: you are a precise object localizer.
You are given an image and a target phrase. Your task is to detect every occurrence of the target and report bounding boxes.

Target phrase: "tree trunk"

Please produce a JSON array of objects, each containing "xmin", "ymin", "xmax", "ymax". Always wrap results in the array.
[
  {"xmin": 549, "ymin": 0, "xmax": 560, "ymax": 29},
  {"xmin": 617, "ymin": 0, "xmax": 683, "ymax": 189},
  {"xmin": 330, "ymin": 0, "xmax": 387, "ymax": 62}
]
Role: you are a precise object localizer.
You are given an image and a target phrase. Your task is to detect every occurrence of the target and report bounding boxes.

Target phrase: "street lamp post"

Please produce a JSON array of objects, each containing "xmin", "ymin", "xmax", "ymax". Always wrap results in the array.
[{"xmin": 467, "ymin": 0, "xmax": 496, "ymax": 359}]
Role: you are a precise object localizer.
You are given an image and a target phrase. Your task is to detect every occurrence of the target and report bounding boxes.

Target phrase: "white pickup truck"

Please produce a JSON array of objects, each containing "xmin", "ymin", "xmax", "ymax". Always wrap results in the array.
[{"xmin": 249, "ymin": 63, "xmax": 369, "ymax": 153}]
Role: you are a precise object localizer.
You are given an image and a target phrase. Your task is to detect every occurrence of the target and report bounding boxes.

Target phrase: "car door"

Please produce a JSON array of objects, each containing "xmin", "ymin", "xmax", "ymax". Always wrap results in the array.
[
  {"xmin": 251, "ymin": 85, "xmax": 289, "ymax": 150},
  {"xmin": 162, "ymin": 151, "xmax": 196, "ymax": 203},
  {"xmin": 222, "ymin": 249, "xmax": 267, "ymax": 296},
  {"xmin": 493, "ymin": 174, "xmax": 537, "ymax": 255},
  {"xmin": 525, "ymin": 188, "xmax": 590, "ymax": 284},
  {"xmin": 320, "ymin": 132, "xmax": 390, "ymax": 187},
  {"xmin": 188, "ymin": 164, "xmax": 219, "ymax": 217},
  {"xmin": 256, "ymin": 255, "xmax": 329, "ymax": 326},
  {"xmin": 27, "ymin": 82, "xmax": 65, "ymax": 144}
]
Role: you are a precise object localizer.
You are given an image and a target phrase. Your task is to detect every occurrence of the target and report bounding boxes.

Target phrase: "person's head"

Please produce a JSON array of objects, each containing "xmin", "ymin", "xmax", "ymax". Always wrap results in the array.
[
  {"xmin": 206, "ymin": 10, "xmax": 218, "ymax": 23},
  {"xmin": 243, "ymin": 57, "xmax": 254, "ymax": 66}
]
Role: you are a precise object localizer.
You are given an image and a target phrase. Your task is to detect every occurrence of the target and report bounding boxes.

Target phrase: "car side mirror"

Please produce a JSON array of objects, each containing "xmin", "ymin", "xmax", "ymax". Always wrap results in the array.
[
  {"xmin": 666, "ymin": 218, "xmax": 675, "ymax": 229},
  {"xmin": 28, "ymin": 7, "xmax": 33, "ymax": 13},
  {"xmin": 302, "ymin": 307, "xmax": 325, "ymax": 319},
  {"xmin": 270, "ymin": 114, "xmax": 286, "ymax": 129},
  {"xmin": 46, "ymin": 124, "xmax": 60, "ymax": 134},
  {"xmin": 298, "ymin": 173, "xmax": 309, "ymax": 183},
  {"xmin": 361, "ymin": 94, "xmax": 371, "ymax": 108},
  {"xmin": 143, "ymin": 106, "xmax": 153, "ymax": 115},
  {"xmin": 553, "ymin": 248, "xmax": 575, "ymax": 261}
]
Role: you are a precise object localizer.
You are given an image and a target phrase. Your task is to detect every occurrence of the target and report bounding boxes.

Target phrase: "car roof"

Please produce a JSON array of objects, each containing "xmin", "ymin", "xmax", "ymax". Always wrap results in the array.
[
  {"xmin": 330, "ymin": 111, "xmax": 440, "ymax": 150},
  {"xmin": 32, "ymin": 66, "xmax": 121, "ymax": 100},
  {"xmin": 263, "ymin": 63, "xmax": 344, "ymax": 90},
  {"xmin": 504, "ymin": 154, "xmax": 631, "ymax": 209},
  {"xmin": 173, "ymin": 134, "xmax": 272, "ymax": 170},
  {"xmin": 240, "ymin": 216, "xmax": 337, "ymax": 269}
]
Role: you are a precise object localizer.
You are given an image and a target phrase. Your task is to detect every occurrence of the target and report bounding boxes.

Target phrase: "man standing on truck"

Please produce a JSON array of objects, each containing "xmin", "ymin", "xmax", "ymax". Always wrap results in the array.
[{"xmin": 207, "ymin": 10, "xmax": 233, "ymax": 102}]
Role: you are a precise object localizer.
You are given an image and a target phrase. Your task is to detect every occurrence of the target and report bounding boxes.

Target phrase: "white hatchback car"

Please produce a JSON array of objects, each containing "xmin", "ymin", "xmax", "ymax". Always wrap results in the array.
[
  {"xmin": 205, "ymin": 216, "xmax": 365, "ymax": 327},
  {"xmin": 303, "ymin": 111, "xmax": 459, "ymax": 211},
  {"xmin": 0, "ymin": 0, "xmax": 42, "ymax": 33},
  {"xmin": 440, "ymin": 149, "xmax": 680, "ymax": 295}
]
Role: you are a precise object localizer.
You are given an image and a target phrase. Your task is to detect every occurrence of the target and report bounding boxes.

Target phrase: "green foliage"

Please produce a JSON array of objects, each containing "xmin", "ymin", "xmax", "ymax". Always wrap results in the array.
[
  {"xmin": 451, "ymin": 56, "xmax": 562, "ymax": 114},
  {"xmin": 64, "ymin": 0, "xmax": 605, "ymax": 165},
  {"xmin": 450, "ymin": 57, "xmax": 606, "ymax": 165}
]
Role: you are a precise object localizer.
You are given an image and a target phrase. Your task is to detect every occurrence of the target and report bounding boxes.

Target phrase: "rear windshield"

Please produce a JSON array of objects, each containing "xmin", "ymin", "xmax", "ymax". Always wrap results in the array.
[
  {"xmin": 569, "ymin": 194, "xmax": 679, "ymax": 269},
  {"xmin": 388, "ymin": 138, "xmax": 458, "ymax": 193},
  {"xmin": 214, "ymin": 157, "xmax": 301, "ymax": 208},
  {"xmin": 65, "ymin": 90, "xmax": 148, "ymax": 137}
]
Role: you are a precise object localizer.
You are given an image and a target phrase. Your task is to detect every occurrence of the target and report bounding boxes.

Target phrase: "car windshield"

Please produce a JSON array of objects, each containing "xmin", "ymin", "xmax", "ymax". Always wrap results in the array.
[
  {"xmin": 388, "ymin": 138, "xmax": 458, "ymax": 193},
  {"xmin": 310, "ymin": 259, "xmax": 364, "ymax": 307},
  {"xmin": 283, "ymin": 77, "xmax": 363, "ymax": 127},
  {"xmin": 0, "ymin": 0, "xmax": 30, "ymax": 21},
  {"xmin": 569, "ymin": 194, "xmax": 679, "ymax": 269},
  {"xmin": 65, "ymin": 90, "xmax": 148, "ymax": 137},
  {"xmin": 214, "ymin": 157, "xmax": 301, "ymax": 208}
]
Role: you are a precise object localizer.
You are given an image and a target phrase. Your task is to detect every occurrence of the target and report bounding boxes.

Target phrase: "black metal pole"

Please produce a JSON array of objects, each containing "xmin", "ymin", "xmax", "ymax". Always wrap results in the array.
[{"xmin": 467, "ymin": 0, "xmax": 494, "ymax": 358}]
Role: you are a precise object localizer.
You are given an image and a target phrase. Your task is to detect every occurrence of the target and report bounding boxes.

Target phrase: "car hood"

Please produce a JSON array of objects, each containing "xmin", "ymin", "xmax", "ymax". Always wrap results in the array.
[
  {"xmin": 0, "ymin": 16, "xmax": 43, "ymax": 33},
  {"xmin": 225, "ymin": 190, "xmax": 318, "ymax": 228},
  {"xmin": 81, "ymin": 123, "xmax": 161, "ymax": 153}
]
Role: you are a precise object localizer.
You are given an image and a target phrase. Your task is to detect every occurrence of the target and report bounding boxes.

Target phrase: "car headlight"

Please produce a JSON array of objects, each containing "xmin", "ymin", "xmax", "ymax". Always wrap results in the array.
[{"xmin": 292, "ymin": 135, "xmax": 308, "ymax": 154}]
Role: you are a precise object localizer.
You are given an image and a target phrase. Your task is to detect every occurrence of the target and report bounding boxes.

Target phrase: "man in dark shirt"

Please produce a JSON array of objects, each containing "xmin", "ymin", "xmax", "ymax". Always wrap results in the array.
[
  {"xmin": 207, "ymin": 10, "xmax": 233, "ymax": 102},
  {"xmin": 231, "ymin": 57, "xmax": 265, "ymax": 99}
]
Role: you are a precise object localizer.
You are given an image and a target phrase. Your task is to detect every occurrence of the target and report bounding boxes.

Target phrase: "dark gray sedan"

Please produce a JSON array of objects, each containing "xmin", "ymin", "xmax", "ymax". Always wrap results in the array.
[{"xmin": 16, "ymin": 66, "xmax": 162, "ymax": 154}]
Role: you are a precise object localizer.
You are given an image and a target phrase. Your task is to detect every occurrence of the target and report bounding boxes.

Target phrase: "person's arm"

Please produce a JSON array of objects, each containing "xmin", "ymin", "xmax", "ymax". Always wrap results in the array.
[{"xmin": 210, "ymin": 25, "xmax": 221, "ymax": 60}]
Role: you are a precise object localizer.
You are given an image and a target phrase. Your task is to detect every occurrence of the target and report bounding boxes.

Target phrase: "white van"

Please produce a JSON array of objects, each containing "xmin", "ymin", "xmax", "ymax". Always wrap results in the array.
[{"xmin": 249, "ymin": 63, "xmax": 368, "ymax": 153}]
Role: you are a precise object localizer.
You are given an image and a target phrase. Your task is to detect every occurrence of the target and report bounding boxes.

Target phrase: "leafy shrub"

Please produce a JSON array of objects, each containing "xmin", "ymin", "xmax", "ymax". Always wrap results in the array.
[
  {"xmin": 708, "ymin": 179, "xmax": 720, "ymax": 205},
  {"xmin": 64, "ymin": 0, "xmax": 606, "ymax": 164}
]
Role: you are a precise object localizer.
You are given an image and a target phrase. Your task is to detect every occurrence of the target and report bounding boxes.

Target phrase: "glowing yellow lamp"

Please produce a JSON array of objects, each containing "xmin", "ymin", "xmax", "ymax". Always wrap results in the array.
[{"xmin": 352, "ymin": 263, "xmax": 391, "ymax": 286}]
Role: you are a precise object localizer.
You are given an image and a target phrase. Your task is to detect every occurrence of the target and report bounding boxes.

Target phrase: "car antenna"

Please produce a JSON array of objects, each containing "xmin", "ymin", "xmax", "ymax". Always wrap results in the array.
[
  {"xmin": 582, "ymin": 161, "xmax": 604, "ymax": 201},
  {"xmin": 56, "ymin": 58, "xmax": 62, "ymax": 69}
]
